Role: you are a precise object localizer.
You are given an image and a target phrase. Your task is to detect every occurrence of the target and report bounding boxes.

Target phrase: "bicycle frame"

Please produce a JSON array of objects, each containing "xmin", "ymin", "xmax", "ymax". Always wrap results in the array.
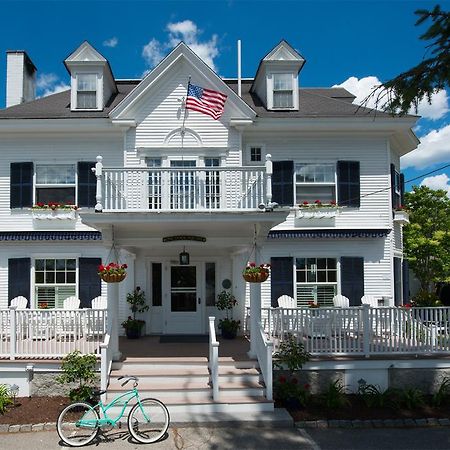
[{"xmin": 77, "ymin": 388, "xmax": 150, "ymax": 428}]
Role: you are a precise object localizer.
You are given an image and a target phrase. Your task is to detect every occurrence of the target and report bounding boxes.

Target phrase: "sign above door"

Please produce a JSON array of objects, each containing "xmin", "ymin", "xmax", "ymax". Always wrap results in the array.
[{"xmin": 163, "ymin": 235, "xmax": 207, "ymax": 243}]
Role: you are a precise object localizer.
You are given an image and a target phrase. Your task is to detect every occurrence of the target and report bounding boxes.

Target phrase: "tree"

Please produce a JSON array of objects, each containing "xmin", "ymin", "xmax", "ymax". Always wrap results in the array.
[
  {"xmin": 364, "ymin": 5, "xmax": 450, "ymax": 115},
  {"xmin": 404, "ymin": 186, "xmax": 450, "ymax": 292}
]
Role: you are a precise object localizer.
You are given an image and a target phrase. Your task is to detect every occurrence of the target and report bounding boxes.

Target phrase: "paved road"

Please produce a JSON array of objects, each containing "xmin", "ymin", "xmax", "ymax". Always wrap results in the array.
[{"xmin": 0, "ymin": 426, "xmax": 450, "ymax": 449}]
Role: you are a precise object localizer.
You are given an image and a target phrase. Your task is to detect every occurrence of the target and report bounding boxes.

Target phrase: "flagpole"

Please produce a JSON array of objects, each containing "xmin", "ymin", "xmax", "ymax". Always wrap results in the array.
[{"xmin": 181, "ymin": 76, "xmax": 191, "ymax": 149}]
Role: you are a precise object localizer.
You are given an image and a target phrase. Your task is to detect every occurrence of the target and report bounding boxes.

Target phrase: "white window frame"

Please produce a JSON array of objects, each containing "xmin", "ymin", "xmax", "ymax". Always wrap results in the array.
[
  {"xmin": 34, "ymin": 163, "xmax": 77, "ymax": 206},
  {"xmin": 267, "ymin": 72, "xmax": 298, "ymax": 110},
  {"xmin": 70, "ymin": 70, "xmax": 103, "ymax": 111},
  {"xmin": 32, "ymin": 256, "xmax": 79, "ymax": 309},
  {"xmin": 295, "ymin": 162, "xmax": 337, "ymax": 205},
  {"xmin": 295, "ymin": 257, "xmax": 338, "ymax": 306},
  {"xmin": 245, "ymin": 144, "xmax": 266, "ymax": 165}
]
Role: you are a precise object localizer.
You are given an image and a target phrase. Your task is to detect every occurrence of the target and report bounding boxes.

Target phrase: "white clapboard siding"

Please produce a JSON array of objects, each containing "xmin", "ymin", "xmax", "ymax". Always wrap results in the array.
[{"xmin": 0, "ymin": 133, "xmax": 124, "ymax": 231}]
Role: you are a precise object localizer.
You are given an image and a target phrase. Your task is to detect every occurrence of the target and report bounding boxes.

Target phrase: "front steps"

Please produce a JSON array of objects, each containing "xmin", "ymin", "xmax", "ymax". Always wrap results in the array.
[{"xmin": 106, "ymin": 356, "xmax": 292, "ymax": 425}]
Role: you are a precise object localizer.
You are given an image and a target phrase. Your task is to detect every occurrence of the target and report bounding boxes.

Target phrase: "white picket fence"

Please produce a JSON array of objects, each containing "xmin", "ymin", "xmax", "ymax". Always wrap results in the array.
[
  {"xmin": 0, "ymin": 307, "xmax": 107, "ymax": 359},
  {"xmin": 245, "ymin": 305, "xmax": 450, "ymax": 356}
]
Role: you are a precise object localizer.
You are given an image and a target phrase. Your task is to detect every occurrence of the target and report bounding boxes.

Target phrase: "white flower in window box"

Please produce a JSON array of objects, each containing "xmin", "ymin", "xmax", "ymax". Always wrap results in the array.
[
  {"xmin": 296, "ymin": 200, "xmax": 339, "ymax": 219},
  {"xmin": 31, "ymin": 203, "xmax": 78, "ymax": 220}
]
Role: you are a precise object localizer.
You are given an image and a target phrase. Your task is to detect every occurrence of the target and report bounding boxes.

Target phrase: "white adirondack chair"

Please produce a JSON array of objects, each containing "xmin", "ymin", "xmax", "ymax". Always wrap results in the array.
[
  {"xmin": 277, "ymin": 295, "xmax": 298, "ymax": 336},
  {"xmin": 277, "ymin": 295, "xmax": 296, "ymax": 309},
  {"xmin": 91, "ymin": 296, "xmax": 107, "ymax": 309},
  {"xmin": 57, "ymin": 296, "xmax": 81, "ymax": 341},
  {"xmin": 10, "ymin": 296, "xmax": 28, "ymax": 309},
  {"xmin": 361, "ymin": 295, "xmax": 379, "ymax": 308},
  {"xmin": 87, "ymin": 296, "xmax": 107, "ymax": 339},
  {"xmin": 332, "ymin": 294, "xmax": 350, "ymax": 308},
  {"xmin": 63, "ymin": 296, "xmax": 81, "ymax": 309}
]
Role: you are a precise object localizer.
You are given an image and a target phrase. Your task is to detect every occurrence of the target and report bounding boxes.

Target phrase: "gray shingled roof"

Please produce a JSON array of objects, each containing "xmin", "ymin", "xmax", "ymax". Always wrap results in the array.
[{"xmin": 0, "ymin": 78, "xmax": 396, "ymax": 119}]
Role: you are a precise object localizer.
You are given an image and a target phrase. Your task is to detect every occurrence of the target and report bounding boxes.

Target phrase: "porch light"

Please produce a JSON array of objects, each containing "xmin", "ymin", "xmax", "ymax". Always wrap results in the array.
[{"xmin": 179, "ymin": 247, "xmax": 190, "ymax": 265}]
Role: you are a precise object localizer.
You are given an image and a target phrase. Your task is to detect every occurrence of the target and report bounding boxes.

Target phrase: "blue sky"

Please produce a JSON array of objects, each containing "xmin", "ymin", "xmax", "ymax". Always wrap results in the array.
[{"xmin": 0, "ymin": 0, "xmax": 449, "ymax": 193}]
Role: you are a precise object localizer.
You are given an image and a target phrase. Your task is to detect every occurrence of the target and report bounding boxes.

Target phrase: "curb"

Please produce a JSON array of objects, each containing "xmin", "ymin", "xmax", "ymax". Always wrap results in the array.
[
  {"xmin": 0, "ymin": 422, "xmax": 56, "ymax": 433},
  {"xmin": 295, "ymin": 418, "xmax": 450, "ymax": 429}
]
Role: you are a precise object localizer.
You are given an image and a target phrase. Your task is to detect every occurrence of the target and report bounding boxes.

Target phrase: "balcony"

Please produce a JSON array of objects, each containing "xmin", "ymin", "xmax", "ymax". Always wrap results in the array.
[{"xmin": 93, "ymin": 156, "xmax": 273, "ymax": 212}]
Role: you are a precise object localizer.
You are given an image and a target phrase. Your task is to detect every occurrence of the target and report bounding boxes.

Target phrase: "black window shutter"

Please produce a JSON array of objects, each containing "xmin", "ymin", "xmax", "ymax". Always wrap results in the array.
[
  {"xmin": 8, "ymin": 258, "xmax": 31, "ymax": 307},
  {"xmin": 340, "ymin": 257, "xmax": 364, "ymax": 306},
  {"xmin": 402, "ymin": 259, "xmax": 410, "ymax": 305},
  {"xmin": 10, "ymin": 162, "xmax": 33, "ymax": 208},
  {"xmin": 393, "ymin": 257, "xmax": 403, "ymax": 306},
  {"xmin": 337, "ymin": 161, "xmax": 360, "ymax": 207},
  {"xmin": 79, "ymin": 258, "xmax": 102, "ymax": 308},
  {"xmin": 77, "ymin": 162, "xmax": 97, "ymax": 208},
  {"xmin": 270, "ymin": 257, "xmax": 294, "ymax": 307},
  {"xmin": 400, "ymin": 173, "xmax": 405, "ymax": 206},
  {"xmin": 272, "ymin": 161, "xmax": 294, "ymax": 206}
]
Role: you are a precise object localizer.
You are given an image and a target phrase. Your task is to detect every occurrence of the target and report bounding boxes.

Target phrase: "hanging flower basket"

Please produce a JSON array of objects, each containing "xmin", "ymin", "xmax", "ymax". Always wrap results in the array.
[
  {"xmin": 98, "ymin": 263, "xmax": 127, "ymax": 283},
  {"xmin": 242, "ymin": 263, "xmax": 271, "ymax": 283}
]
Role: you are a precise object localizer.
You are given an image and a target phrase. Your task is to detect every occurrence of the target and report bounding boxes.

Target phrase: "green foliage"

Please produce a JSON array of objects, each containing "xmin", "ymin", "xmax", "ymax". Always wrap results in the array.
[
  {"xmin": 273, "ymin": 336, "xmax": 311, "ymax": 374},
  {"xmin": 126, "ymin": 287, "xmax": 149, "ymax": 320},
  {"xmin": 432, "ymin": 377, "xmax": 450, "ymax": 406},
  {"xmin": 217, "ymin": 318, "xmax": 240, "ymax": 334},
  {"xmin": 320, "ymin": 380, "xmax": 350, "ymax": 409},
  {"xmin": 397, "ymin": 388, "xmax": 425, "ymax": 410},
  {"xmin": 404, "ymin": 186, "xmax": 450, "ymax": 293},
  {"xmin": 364, "ymin": 6, "xmax": 450, "ymax": 115},
  {"xmin": 0, "ymin": 385, "xmax": 13, "ymax": 414},
  {"xmin": 216, "ymin": 290, "xmax": 240, "ymax": 335},
  {"xmin": 411, "ymin": 290, "xmax": 442, "ymax": 307},
  {"xmin": 69, "ymin": 385, "xmax": 95, "ymax": 403},
  {"xmin": 274, "ymin": 375, "xmax": 311, "ymax": 408},
  {"xmin": 357, "ymin": 380, "xmax": 396, "ymax": 409},
  {"xmin": 57, "ymin": 350, "xmax": 97, "ymax": 401}
]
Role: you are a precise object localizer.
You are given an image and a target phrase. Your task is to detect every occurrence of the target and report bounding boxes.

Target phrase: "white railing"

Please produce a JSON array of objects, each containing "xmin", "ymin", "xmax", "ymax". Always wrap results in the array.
[
  {"xmin": 208, "ymin": 316, "xmax": 219, "ymax": 401},
  {"xmin": 92, "ymin": 155, "xmax": 274, "ymax": 212},
  {"xmin": 255, "ymin": 321, "xmax": 273, "ymax": 401},
  {"xmin": 0, "ymin": 307, "xmax": 107, "ymax": 360},
  {"xmin": 100, "ymin": 321, "xmax": 113, "ymax": 403},
  {"xmin": 246, "ymin": 306, "xmax": 450, "ymax": 357}
]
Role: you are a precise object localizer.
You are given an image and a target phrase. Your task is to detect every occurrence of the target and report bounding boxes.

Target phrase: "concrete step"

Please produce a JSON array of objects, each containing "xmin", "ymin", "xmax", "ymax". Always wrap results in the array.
[{"xmin": 111, "ymin": 357, "xmax": 208, "ymax": 371}]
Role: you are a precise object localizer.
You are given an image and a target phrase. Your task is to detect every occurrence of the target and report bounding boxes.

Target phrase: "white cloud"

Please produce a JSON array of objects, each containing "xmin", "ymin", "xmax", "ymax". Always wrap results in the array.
[
  {"xmin": 141, "ymin": 20, "xmax": 219, "ymax": 72},
  {"xmin": 420, "ymin": 174, "xmax": 450, "ymax": 196},
  {"xmin": 401, "ymin": 124, "xmax": 450, "ymax": 170},
  {"xmin": 333, "ymin": 76, "xmax": 449, "ymax": 120},
  {"xmin": 103, "ymin": 37, "xmax": 118, "ymax": 48},
  {"xmin": 36, "ymin": 73, "xmax": 69, "ymax": 97}
]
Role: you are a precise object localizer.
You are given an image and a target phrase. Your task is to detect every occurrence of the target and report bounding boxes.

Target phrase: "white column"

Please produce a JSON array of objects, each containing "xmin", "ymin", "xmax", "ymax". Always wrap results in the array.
[
  {"xmin": 248, "ymin": 282, "xmax": 262, "ymax": 358},
  {"xmin": 107, "ymin": 282, "xmax": 122, "ymax": 361},
  {"xmin": 92, "ymin": 155, "xmax": 103, "ymax": 212}
]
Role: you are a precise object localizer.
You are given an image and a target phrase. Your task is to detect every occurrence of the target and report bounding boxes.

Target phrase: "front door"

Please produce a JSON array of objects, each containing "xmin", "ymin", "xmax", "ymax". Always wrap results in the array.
[{"xmin": 165, "ymin": 264, "xmax": 203, "ymax": 334}]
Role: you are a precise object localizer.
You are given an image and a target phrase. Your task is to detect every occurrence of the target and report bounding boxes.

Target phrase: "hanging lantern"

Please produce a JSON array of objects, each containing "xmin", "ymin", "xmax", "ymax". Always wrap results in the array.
[{"xmin": 179, "ymin": 247, "xmax": 190, "ymax": 265}]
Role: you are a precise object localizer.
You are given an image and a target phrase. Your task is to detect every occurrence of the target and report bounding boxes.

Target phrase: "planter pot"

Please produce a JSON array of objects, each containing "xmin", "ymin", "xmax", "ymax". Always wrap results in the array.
[
  {"xmin": 284, "ymin": 397, "xmax": 302, "ymax": 410},
  {"xmin": 243, "ymin": 272, "xmax": 269, "ymax": 283},
  {"xmin": 221, "ymin": 328, "xmax": 238, "ymax": 339},
  {"xmin": 125, "ymin": 327, "xmax": 142, "ymax": 339},
  {"xmin": 100, "ymin": 272, "xmax": 127, "ymax": 283}
]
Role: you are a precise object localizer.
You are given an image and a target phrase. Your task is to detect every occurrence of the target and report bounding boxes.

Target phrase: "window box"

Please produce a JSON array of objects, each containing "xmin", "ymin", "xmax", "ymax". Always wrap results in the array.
[
  {"xmin": 394, "ymin": 209, "xmax": 409, "ymax": 225},
  {"xmin": 294, "ymin": 204, "xmax": 339, "ymax": 226},
  {"xmin": 32, "ymin": 208, "xmax": 78, "ymax": 221}
]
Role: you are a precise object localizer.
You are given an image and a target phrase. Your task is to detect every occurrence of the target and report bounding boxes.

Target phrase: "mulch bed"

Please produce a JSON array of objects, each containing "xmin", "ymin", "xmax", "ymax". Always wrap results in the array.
[
  {"xmin": 279, "ymin": 395, "xmax": 449, "ymax": 422},
  {"xmin": 0, "ymin": 397, "xmax": 70, "ymax": 425}
]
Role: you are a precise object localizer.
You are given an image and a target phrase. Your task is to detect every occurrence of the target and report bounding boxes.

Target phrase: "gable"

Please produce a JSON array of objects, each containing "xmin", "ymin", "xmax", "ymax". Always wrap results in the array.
[{"xmin": 65, "ymin": 41, "xmax": 107, "ymax": 64}]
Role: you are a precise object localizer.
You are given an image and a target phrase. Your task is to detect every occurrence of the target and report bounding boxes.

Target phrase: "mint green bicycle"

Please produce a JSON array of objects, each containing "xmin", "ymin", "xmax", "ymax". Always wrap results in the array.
[{"xmin": 57, "ymin": 375, "xmax": 170, "ymax": 447}]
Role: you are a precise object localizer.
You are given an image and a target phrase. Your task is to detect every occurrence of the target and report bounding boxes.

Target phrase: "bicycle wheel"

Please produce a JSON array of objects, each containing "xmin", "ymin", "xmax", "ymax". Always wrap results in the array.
[
  {"xmin": 57, "ymin": 402, "xmax": 99, "ymax": 447},
  {"xmin": 127, "ymin": 398, "xmax": 170, "ymax": 444}
]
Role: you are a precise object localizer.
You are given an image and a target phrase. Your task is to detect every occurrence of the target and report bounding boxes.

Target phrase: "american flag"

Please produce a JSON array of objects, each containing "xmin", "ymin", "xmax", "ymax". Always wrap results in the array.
[{"xmin": 185, "ymin": 83, "xmax": 227, "ymax": 120}]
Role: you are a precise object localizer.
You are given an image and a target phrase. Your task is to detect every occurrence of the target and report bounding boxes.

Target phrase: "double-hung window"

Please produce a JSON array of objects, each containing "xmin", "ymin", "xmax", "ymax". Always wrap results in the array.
[
  {"xmin": 35, "ymin": 258, "xmax": 77, "ymax": 309},
  {"xmin": 35, "ymin": 164, "xmax": 76, "ymax": 205},
  {"xmin": 296, "ymin": 258, "xmax": 337, "ymax": 306},
  {"xmin": 273, "ymin": 73, "xmax": 293, "ymax": 108},
  {"xmin": 295, "ymin": 163, "xmax": 336, "ymax": 204},
  {"xmin": 77, "ymin": 74, "xmax": 97, "ymax": 109},
  {"xmin": 204, "ymin": 157, "xmax": 220, "ymax": 209},
  {"xmin": 146, "ymin": 158, "xmax": 162, "ymax": 209}
]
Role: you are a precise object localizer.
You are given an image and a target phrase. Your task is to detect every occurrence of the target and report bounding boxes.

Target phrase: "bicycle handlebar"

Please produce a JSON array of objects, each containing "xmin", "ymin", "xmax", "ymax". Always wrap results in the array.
[{"xmin": 117, "ymin": 375, "xmax": 139, "ymax": 387}]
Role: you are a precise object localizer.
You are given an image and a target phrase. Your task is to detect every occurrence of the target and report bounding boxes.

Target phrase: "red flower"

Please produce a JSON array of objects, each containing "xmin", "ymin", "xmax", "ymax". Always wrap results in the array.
[
  {"xmin": 330, "ymin": 200, "xmax": 336, "ymax": 205},
  {"xmin": 250, "ymin": 262, "xmax": 256, "ymax": 267},
  {"xmin": 37, "ymin": 202, "xmax": 44, "ymax": 207},
  {"xmin": 304, "ymin": 383, "xmax": 311, "ymax": 390},
  {"xmin": 302, "ymin": 201, "xmax": 309, "ymax": 205},
  {"xmin": 314, "ymin": 200, "xmax": 321, "ymax": 204},
  {"xmin": 122, "ymin": 264, "xmax": 128, "ymax": 269},
  {"xmin": 278, "ymin": 375, "xmax": 286, "ymax": 384}
]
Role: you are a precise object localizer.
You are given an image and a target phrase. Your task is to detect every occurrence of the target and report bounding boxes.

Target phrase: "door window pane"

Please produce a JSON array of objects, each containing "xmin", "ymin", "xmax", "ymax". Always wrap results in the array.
[{"xmin": 205, "ymin": 262, "xmax": 216, "ymax": 306}]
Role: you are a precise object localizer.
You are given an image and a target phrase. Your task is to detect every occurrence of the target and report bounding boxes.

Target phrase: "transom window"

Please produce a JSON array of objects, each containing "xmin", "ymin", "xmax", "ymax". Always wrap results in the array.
[
  {"xmin": 35, "ymin": 164, "xmax": 76, "ymax": 205},
  {"xmin": 77, "ymin": 74, "xmax": 97, "ymax": 109},
  {"xmin": 273, "ymin": 73, "xmax": 293, "ymax": 108},
  {"xmin": 296, "ymin": 258, "xmax": 337, "ymax": 306},
  {"xmin": 34, "ymin": 258, "xmax": 77, "ymax": 309},
  {"xmin": 295, "ymin": 163, "xmax": 336, "ymax": 204}
]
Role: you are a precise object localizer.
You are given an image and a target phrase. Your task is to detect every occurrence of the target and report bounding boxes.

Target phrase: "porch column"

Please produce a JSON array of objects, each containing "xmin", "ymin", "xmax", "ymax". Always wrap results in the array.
[
  {"xmin": 107, "ymin": 282, "xmax": 122, "ymax": 361},
  {"xmin": 248, "ymin": 281, "xmax": 262, "ymax": 358}
]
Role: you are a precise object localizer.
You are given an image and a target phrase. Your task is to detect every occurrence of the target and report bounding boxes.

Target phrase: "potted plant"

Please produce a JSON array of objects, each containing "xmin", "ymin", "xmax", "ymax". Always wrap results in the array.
[
  {"xmin": 122, "ymin": 287, "xmax": 149, "ymax": 339},
  {"xmin": 98, "ymin": 262, "xmax": 127, "ymax": 283},
  {"xmin": 216, "ymin": 290, "xmax": 240, "ymax": 339},
  {"xmin": 242, "ymin": 262, "xmax": 271, "ymax": 283}
]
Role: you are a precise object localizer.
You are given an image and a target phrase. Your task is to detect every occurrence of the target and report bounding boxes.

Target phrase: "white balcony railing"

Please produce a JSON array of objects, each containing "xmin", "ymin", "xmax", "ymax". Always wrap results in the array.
[{"xmin": 92, "ymin": 155, "xmax": 274, "ymax": 212}]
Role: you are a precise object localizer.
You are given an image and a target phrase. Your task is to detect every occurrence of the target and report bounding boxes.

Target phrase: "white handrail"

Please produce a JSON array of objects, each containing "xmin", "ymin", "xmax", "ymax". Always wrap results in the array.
[
  {"xmin": 100, "ymin": 321, "xmax": 113, "ymax": 403},
  {"xmin": 208, "ymin": 316, "xmax": 219, "ymax": 401},
  {"xmin": 255, "ymin": 321, "xmax": 273, "ymax": 401}
]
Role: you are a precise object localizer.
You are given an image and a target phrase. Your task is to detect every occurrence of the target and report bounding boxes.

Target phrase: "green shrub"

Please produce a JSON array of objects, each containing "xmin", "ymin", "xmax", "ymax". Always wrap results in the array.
[
  {"xmin": 57, "ymin": 350, "xmax": 97, "ymax": 402},
  {"xmin": 432, "ymin": 378, "xmax": 450, "ymax": 407},
  {"xmin": 273, "ymin": 336, "xmax": 311, "ymax": 373},
  {"xmin": 357, "ymin": 380, "xmax": 396, "ymax": 409},
  {"xmin": 274, "ymin": 375, "xmax": 311, "ymax": 408},
  {"xmin": 320, "ymin": 380, "xmax": 350, "ymax": 409},
  {"xmin": 397, "ymin": 388, "xmax": 425, "ymax": 409},
  {"xmin": 0, "ymin": 385, "xmax": 13, "ymax": 414},
  {"xmin": 411, "ymin": 290, "xmax": 442, "ymax": 307}
]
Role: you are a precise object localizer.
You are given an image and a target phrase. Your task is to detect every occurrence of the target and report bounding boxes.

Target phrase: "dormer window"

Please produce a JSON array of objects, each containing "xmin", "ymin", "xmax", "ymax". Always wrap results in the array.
[
  {"xmin": 273, "ymin": 73, "xmax": 293, "ymax": 108},
  {"xmin": 77, "ymin": 74, "xmax": 97, "ymax": 109}
]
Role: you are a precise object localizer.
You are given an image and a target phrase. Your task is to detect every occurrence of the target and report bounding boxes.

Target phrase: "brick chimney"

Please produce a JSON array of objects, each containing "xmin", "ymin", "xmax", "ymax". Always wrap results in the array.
[{"xmin": 6, "ymin": 51, "xmax": 37, "ymax": 107}]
